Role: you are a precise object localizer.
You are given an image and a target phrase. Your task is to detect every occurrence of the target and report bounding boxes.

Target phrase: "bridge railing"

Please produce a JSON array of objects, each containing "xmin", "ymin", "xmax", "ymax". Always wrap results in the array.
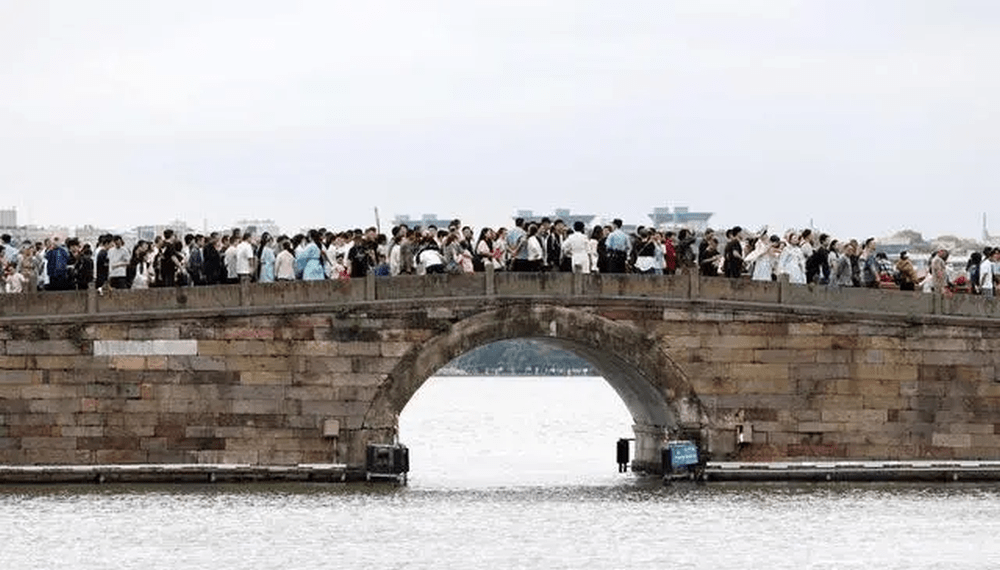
[{"xmin": 2, "ymin": 271, "xmax": 999, "ymax": 321}]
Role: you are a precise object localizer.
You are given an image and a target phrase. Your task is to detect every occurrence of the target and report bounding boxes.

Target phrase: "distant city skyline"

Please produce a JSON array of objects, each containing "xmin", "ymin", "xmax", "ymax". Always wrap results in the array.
[{"xmin": 2, "ymin": 203, "xmax": 997, "ymax": 245}]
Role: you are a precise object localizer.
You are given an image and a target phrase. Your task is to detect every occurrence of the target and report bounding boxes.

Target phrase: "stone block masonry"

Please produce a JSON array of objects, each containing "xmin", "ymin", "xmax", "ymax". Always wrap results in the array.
[{"xmin": 2, "ymin": 274, "xmax": 1000, "ymax": 472}]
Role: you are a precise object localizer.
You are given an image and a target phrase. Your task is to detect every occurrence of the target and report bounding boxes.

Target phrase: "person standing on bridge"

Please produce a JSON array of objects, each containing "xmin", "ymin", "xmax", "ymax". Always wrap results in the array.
[
  {"xmin": 722, "ymin": 226, "xmax": 745, "ymax": 279},
  {"xmin": 675, "ymin": 229, "xmax": 697, "ymax": 273},
  {"xmin": 188, "ymin": 235, "xmax": 206, "ymax": 286},
  {"xmin": 662, "ymin": 231, "xmax": 677, "ymax": 275},
  {"xmin": 257, "ymin": 233, "xmax": 276, "ymax": 283},
  {"xmin": 108, "ymin": 236, "xmax": 131, "ymax": 290},
  {"xmin": 157, "ymin": 230, "xmax": 184, "ymax": 288},
  {"xmin": 545, "ymin": 219, "xmax": 567, "ymax": 272},
  {"xmin": 3, "ymin": 263, "xmax": 27, "ymax": 293},
  {"xmin": 75, "ymin": 241, "xmax": 95, "ymax": 291},
  {"xmin": 417, "ymin": 234, "xmax": 446, "ymax": 274},
  {"xmin": 94, "ymin": 235, "xmax": 111, "ymax": 291},
  {"xmin": 536, "ymin": 218, "xmax": 553, "ymax": 271},
  {"xmin": 45, "ymin": 237, "xmax": 72, "ymax": 291},
  {"xmin": 633, "ymin": 228, "xmax": 658, "ymax": 274},
  {"xmin": 507, "ymin": 218, "xmax": 530, "ymax": 272},
  {"xmin": 604, "ymin": 219, "xmax": 631, "ymax": 273},
  {"xmin": 698, "ymin": 228, "xmax": 715, "ymax": 269},
  {"xmin": 860, "ymin": 238, "xmax": 880, "ymax": 288},
  {"xmin": 200, "ymin": 233, "xmax": 219, "ymax": 286},
  {"xmin": 698, "ymin": 234, "xmax": 721, "ymax": 276},
  {"xmin": 925, "ymin": 249, "xmax": 950, "ymax": 294},
  {"xmin": 561, "ymin": 221, "xmax": 591, "ymax": 273},
  {"xmin": 981, "ymin": 248, "xmax": 999, "ymax": 298},
  {"xmin": 525, "ymin": 223, "xmax": 544, "ymax": 272},
  {"xmin": 492, "ymin": 228, "xmax": 508, "ymax": 271},
  {"xmin": 748, "ymin": 234, "xmax": 781, "ymax": 282},
  {"xmin": 295, "ymin": 230, "xmax": 328, "ymax": 281},
  {"xmin": 589, "ymin": 225, "xmax": 604, "ymax": 273},
  {"xmin": 1, "ymin": 234, "xmax": 19, "ymax": 269},
  {"xmin": 275, "ymin": 240, "xmax": 296, "ymax": 281},
  {"xmin": 805, "ymin": 233, "xmax": 831, "ymax": 285},
  {"xmin": 895, "ymin": 251, "xmax": 918, "ymax": 292},
  {"xmin": 777, "ymin": 231, "xmax": 806, "ymax": 284}
]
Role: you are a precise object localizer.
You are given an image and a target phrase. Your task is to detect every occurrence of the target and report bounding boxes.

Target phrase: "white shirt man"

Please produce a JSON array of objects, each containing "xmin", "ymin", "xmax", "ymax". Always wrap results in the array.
[
  {"xmin": 981, "ymin": 249, "xmax": 997, "ymax": 298},
  {"xmin": 108, "ymin": 237, "xmax": 131, "ymax": 288},
  {"xmin": 561, "ymin": 223, "xmax": 591, "ymax": 274},
  {"xmin": 235, "ymin": 234, "xmax": 256, "ymax": 282}
]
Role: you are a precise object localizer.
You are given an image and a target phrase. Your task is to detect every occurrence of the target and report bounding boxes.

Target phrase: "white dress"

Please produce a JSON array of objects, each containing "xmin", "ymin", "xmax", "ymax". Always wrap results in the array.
[
  {"xmin": 752, "ymin": 249, "xmax": 778, "ymax": 281},
  {"xmin": 777, "ymin": 245, "xmax": 806, "ymax": 284}
]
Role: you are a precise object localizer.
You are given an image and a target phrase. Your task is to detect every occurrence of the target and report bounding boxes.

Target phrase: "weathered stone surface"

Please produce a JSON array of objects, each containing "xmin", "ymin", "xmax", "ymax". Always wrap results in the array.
[
  {"xmin": 94, "ymin": 340, "xmax": 197, "ymax": 357},
  {"xmin": 6, "ymin": 340, "xmax": 84, "ymax": 356},
  {"xmin": 3, "ymin": 277, "xmax": 1000, "ymax": 470},
  {"xmin": 932, "ymin": 433, "xmax": 972, "ymax": 448},
  {"xmin": 0, "ymin": 370, "xmax": 43, "ymax": 385}
]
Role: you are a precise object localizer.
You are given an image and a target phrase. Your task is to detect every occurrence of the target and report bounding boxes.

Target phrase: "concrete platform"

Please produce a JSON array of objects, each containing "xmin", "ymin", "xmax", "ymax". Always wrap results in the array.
[
  {"xmin": 5, "ymin": 461, "xmax": 1000, "ymax": 485},
  {"xmin": 0, "ymin": 464, "xmax": 355, "ymax": 484},
  {"xmin": 701, "ymin": 461, "xmax": 1000, "ymax": 483}
]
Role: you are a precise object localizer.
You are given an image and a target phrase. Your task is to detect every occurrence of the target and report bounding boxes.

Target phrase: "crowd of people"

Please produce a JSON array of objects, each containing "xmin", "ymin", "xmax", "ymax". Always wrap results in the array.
[{"xmin": 0, "ymin": 218, "xmax": 995, "ymax": 297}]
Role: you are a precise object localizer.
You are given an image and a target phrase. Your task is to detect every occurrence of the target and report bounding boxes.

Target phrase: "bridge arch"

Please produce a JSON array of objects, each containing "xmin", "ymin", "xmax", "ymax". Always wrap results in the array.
[{"xmin": 359, "ymin": 302, "xmax": 710, "ymax": 471}]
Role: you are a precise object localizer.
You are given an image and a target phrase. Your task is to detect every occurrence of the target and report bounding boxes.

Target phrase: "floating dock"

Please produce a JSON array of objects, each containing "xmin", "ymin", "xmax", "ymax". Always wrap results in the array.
[{"xmin": 702, "ymin": 461, "xmax": 1000, "ymax": 483}]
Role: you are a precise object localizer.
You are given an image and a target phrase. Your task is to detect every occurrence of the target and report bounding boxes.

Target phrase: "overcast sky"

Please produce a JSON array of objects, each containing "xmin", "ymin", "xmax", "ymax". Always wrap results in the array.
[{"xmin": 2, "ymin": 1, "xmax": 998, "ymax": 240}]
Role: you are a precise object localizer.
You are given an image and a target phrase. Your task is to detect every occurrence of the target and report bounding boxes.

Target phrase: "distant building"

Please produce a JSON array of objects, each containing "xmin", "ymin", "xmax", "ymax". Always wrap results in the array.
[
  {"xmin": 392, "ymin": 214, "xmax": 458, "ymax": 230},
  {"xmin": 234, "ymin": 219, "xmax": 282, "ymax": 238},
  {"xmin": 877, "ymin": 230, "xmax": 931, "ymax": 259},
  {"xmin": 0, "ymin": 208, "xmax": 16, "ymax": 229},
  {"xmin": 134, "ymin": 220, "xmax": 194, "ymax": 242},
  {"xmin": 647, "ymin": 206, "xmax": 714, "ymax": 233},
  {"xmin": 515, "ymin": 209, "xmax": 598, "ymax": 228},
  {"xmin": 73, "ymin": 225, "xmax": 116, "ymax": 246},
  {"xmin": 21, "ymin": 226, "xmax": 70, "ymax": 244}
]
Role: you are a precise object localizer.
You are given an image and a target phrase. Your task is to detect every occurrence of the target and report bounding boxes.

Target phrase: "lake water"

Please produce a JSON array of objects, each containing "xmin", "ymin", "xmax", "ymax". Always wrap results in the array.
[{"xmin": 2, "ymin": 376, "xmax": 999, "ymax": 569}]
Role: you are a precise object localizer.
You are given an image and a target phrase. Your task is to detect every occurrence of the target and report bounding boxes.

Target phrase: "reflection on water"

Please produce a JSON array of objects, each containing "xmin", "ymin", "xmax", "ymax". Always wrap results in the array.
[
  {"xmin": 2, "ymin": 377, "xmax": 1000, "ymax": 569},
  {"xmin": 4, "ymin": 481, "xmax": 1000, "ymax": 570},
  {"xmin": 400, "ymin": 375, "xmax": 635, "ymax": 489}
]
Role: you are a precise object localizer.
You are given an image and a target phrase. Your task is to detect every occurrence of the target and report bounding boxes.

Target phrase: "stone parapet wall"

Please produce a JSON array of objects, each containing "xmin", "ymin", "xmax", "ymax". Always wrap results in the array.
[{"xmin": 4, "ymin": 272, "xmax": 1000, "ymax": 321}]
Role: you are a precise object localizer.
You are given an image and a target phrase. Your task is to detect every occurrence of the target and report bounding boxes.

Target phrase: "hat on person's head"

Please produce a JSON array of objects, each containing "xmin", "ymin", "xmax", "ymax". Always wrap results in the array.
[{"xmin": 900, "ymin": 251, "xmax": 908, "ymax": 259}]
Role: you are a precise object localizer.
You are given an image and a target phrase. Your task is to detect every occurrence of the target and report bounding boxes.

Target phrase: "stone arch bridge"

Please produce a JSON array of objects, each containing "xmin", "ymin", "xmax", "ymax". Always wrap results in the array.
[{"xmin": 2, "ymin": 271, "xmax": 1000, "ymax": 474}]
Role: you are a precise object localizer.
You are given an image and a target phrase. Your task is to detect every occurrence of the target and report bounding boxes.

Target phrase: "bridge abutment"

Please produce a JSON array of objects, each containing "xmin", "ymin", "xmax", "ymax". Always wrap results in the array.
[{"xmin": 631, "ymin": 424, "xmax": 669, "ymax": 473}]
